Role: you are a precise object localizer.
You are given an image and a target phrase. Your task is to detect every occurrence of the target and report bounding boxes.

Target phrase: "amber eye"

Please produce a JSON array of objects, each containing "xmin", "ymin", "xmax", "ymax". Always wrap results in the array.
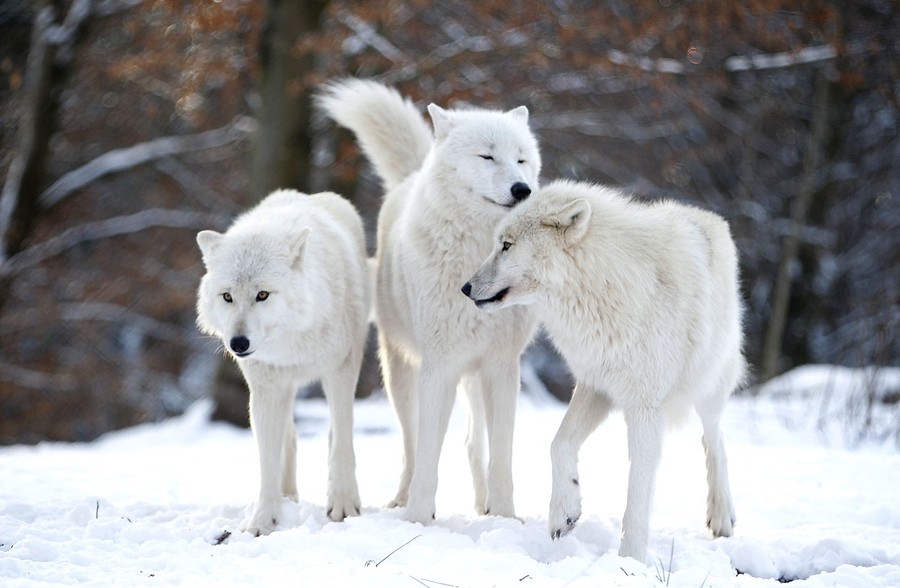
[
  {"xmin": 501, "ymin": 241, "xmax": 512, "ymax": 252},
  {"xmin": 256, "ymin": 291, "xmax": 269, "ymax": 302},
  {"xmin": 222, "ymin": 293, "xmax": 233, "ymax": 303}
]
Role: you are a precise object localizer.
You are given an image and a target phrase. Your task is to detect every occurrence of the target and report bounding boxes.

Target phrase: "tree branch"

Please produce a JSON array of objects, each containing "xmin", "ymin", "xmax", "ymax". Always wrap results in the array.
[
  {"xmin": 335, "ymin": 10, "xmax": 408, "ymax": 64},
  {"xmin": 725, "ymin": 44, "xmax": 837, "ymax": 72},
  {"xmin": 607, "ymin": 43, "xmax": 847, "ymax": 76},
  {"xmin": 58, "ymin": 301, "xmax": 194, "ymax": 342},
  {"xmin": 607, "ymin": 49, "xmax": 685, "ymax": 74},
  {"xmin": 1, "ymin": 208, "xmax": 230, "ymax": 277},
  {"xmin": 0, "ymin": 360, "xmax": 76, "ymax": 392},
  {"xmin": 154, "ymin": 157, "xmax": 241, "ymax": 215},
  {"xmin": 44, "ymin": 0, "xmax": 93, "ymax": 64},
  {"xmin": 39, "ymin": 115, "xmax": 256, "ymax": 210}
]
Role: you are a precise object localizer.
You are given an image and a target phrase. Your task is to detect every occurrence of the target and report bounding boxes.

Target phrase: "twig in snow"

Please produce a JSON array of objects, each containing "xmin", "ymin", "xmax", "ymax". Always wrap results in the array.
[
  {"xmin": 699, "ymin": 569, "xmax": 711, "ymax": 588},
  {"xmin": 654, "ymin": 538, "xmax": 675, "ymax": 586},
  {"xmin": 409, "ymin": 577, "xmax": 458, "ymax": 588},
  {"xmin": 365, "ymin": 534, "xmax": 422, "ymax": 567}
]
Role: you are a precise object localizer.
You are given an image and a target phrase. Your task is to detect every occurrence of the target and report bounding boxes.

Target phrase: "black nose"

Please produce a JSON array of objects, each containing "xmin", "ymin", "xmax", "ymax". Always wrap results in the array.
[
  {"xmin": 510, "ymin": 182, "xmax": 531, "ymax": 201},
  {"xmin": 230, "ymin": 336, "xmax": 250, "ymax": 354},
  {"xmin": 461, "ymin": 282, "xmax": 472, "ymax": 297}
]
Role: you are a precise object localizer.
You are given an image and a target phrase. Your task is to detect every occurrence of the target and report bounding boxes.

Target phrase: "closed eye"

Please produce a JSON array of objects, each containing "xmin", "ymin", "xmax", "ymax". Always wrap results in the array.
[
  {"xmin": 517, "ymin": 159, "xmax": 525, "ymax": 164},
  {"xmin": 479, "ymin": 154, "xmax": 494, "ymax": 161}
]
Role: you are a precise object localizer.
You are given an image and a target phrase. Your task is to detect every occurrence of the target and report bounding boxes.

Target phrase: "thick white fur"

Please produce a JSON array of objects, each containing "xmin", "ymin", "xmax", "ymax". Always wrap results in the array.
[
  {"xmin": 464, "ymin": 180, "xmax": 745, "ymax": 562},
  {"xmin": 196, "ymin": 189, "xmax": 369, "ymax": 535},
  {"xmin": 318, "ymin": 79, "xmax": 541, "ymax": 522}
]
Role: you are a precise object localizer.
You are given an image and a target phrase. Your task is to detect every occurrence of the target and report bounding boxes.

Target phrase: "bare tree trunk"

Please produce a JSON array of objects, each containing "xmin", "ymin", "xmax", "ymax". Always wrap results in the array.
[
  {"xmin": 249, "ymin": 0, "xmax": 328, "ymax": 198},
  {"xmin": 1, "ymin": 5, "xmax": 62, "ymax": 264},
  {"xmin": 0, "ymin": 0, "xmax": 91, "ymax": 309},
  {"xmin": 760, "ymin": 72, "xmax": 831, "ymax": 383}
]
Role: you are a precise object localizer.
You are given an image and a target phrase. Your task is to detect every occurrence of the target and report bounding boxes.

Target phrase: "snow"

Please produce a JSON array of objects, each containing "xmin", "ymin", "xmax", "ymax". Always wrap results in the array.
[{"xmin": 2, "ymin": 365, "xmax": 899, "ymax": 587}]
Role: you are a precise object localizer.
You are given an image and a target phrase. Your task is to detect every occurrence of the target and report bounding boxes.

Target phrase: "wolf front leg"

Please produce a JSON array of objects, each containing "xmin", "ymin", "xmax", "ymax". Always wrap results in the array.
[
  {"xmin": 321, "ymin": 352, "xmax": 363, "ymax": 522},
  {"xmin": 403, "ymin": 360, "xmax": 460, "ymax": 524},
  {"xmin": 243, "ymin": 378, "xmax": 296, "ymax": 536},
  {"xmin": 619, "ymin": 407, "xmax": 665, "ymax": 562},
  {"xmin": 549, "ymin": 385, "xmax": 613, "ymax": 539}
]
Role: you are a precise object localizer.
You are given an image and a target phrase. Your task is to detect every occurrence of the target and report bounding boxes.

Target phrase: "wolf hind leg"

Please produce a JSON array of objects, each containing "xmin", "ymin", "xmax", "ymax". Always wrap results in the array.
[
  {"xmin": 695, "ymin": 375, "xmax": 737, "ymax": 539},
  {"xmin": 619, "ymin": 407, "xmax": 665, "ymax": 562},
  {"xmin": 380, "ymin": 335, "xmax": 418, "ymax": 509},
  {"xmin": 460, "ymin": 374, "xmax": 488, "ymax": 514},
  {"xmin": 480, "ymin": 356, "xmax": 521, "ymax": 518}
]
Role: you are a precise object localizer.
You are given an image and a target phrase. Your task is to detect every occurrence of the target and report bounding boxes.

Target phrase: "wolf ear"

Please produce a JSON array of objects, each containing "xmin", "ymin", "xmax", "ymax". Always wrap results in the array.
[
  {"xmin": 507, "ymin": 105, "xmax": 529, "ymax": 124},
  {"xmin": 428, "ymin": 103, "xmax": 453, "ymax": 141},
  {"xmin": 289, "ymin": 227, "xmax": 311, "ymax": 270},
  {"xmin": 549, "ymin": 198, "xmax": 592, "ymax": 247},
  {"xmin": 196, "ymin": 230, "xmax": 223, "ymax": 266}
]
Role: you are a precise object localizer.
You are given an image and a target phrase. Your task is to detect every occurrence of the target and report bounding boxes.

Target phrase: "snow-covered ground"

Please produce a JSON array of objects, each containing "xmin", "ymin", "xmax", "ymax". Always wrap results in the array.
[{"xmin": 2, "ymin": 365, "xmax": 899, "ymax": 587}]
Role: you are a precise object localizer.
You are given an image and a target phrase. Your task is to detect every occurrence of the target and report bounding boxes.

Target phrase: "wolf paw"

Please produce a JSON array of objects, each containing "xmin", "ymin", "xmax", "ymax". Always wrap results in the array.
[
  {"xmin": 403, "ymin": 500, "xmax": 437, "ymax": 525},
  {"xmin": 483, "ymin": 482, "xmax": 516, "ymax": 518},
  {"xmin": 327, "ymin": 493, "xmax": 361, "ymax": 522},
  {"xmin": 483, "ymin": 500, "xmax": 516, "ymax": 519},
  {"xmin": 707, "ymin": 491, "xmax": 736, "ymax": 538},
  {"xmin": 241, "ymin": 510, "xmax": 279, "ymax": 537},
  {"xmin": 549, "ymin": 477, "xmax": 582, "ymax": 539},
  {"xmin": 707, "ymin": 508, "xmax": 736, "ymax": 538},
  {"xmin": 386, "ymin": 494, "xmax": 407, "ymax": 509},
  {"xmin": 549, "ymin": 511, "xmax": 580, "ymax": 540},
  {"xmin": 618, "ymin": 536, "xmax": 647, "ymax": 563}
]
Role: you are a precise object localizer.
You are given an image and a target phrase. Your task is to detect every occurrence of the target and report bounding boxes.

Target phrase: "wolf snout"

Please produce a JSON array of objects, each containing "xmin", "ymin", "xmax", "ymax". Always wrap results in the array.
[
  {"xmin": 460, "ymin": 280, "xmax": 509, "ymax": 308},
  {"xmin": 229, "ymin": 335, "xmax": 251, "ymax": 356},
  {"xmin": 510, "ymin": 182, "xmax": 531, "ymax": 202}
]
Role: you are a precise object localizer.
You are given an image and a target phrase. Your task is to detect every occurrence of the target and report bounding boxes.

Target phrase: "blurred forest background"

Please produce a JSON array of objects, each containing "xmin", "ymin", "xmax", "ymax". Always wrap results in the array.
[{"xmin": 0, "ymin": 0, "xmax": 897, "ymax": 443}]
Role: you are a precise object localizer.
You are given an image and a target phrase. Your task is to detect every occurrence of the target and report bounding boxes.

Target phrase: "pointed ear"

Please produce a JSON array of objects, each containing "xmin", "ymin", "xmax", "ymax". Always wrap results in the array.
[
  {"xmin": 290, "ymin": 226, "xmax": 311, "ymax": 269},
  {"xmin": 507, "ymin": 105, "xmax": 529, "ymax": 124},
  {"xmin": 549, "ymin": 198, "xmax": 592, "ymax": 246},
  {"xmin": 196, "ymin": 230, "xmax": 223, "ymax": 265},
  {"xmin": 427, "ymin": 103, "xmax": 453, "ymax": 141}
]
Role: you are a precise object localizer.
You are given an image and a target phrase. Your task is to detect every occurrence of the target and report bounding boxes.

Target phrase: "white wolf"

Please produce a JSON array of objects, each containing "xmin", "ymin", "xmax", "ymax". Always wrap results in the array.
[
  {"xmin": 463, "ymin": 180, "xmax": 745, "ymax": 562},
  {"xmin": 196, "ymin": 189, "xmax": 369, "ymax": 536},
  {"xmin": 318, "ymin": 79, "xmax": 541, "ymax": 523}
]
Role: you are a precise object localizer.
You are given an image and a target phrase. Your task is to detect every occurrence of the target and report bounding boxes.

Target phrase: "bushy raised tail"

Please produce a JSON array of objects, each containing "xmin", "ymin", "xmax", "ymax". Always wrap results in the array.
[{"xmin": 317, "ymin": 79, "xmax": 433, "ymax": 191}]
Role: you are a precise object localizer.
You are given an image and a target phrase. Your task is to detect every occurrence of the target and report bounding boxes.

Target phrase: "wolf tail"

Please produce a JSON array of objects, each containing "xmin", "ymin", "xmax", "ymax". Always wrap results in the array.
[{"xmin": 317, "ymin": 79, "xmax": 433, "ymax": 192}]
